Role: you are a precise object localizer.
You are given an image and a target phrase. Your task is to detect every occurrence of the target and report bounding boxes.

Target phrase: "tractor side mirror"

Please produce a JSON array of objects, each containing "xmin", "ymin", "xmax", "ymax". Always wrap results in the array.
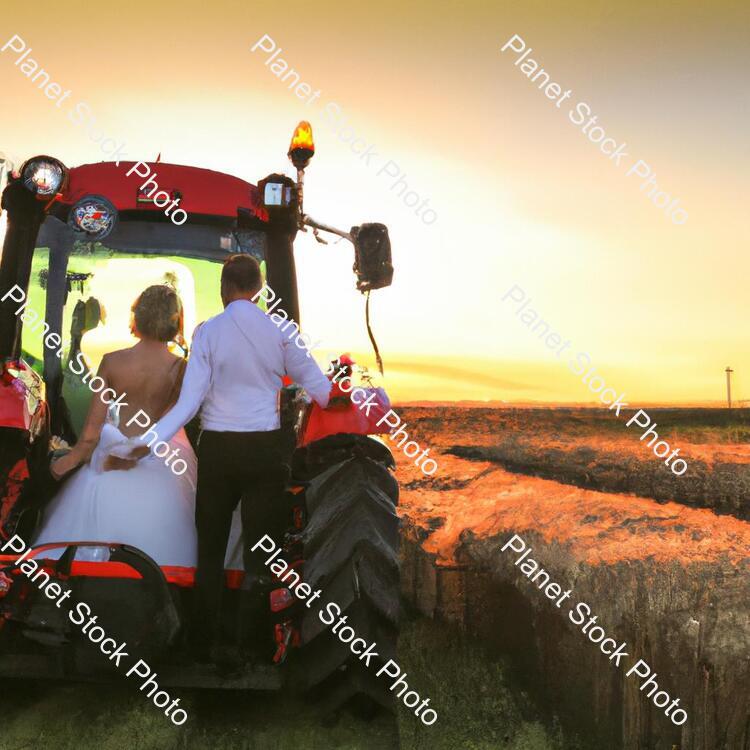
[{"xmin": 351, "ymin": 223, "xmax": 393, "ymax": 292}]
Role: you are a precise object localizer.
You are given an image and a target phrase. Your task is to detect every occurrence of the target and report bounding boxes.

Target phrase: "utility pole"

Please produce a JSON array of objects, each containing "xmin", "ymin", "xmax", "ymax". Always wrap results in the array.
[{"xmin": 725, "ymin": 366, "xmax": 733, "ymax": 409}]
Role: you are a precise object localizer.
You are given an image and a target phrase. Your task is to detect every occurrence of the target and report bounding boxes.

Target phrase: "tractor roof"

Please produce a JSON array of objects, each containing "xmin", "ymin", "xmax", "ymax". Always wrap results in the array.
[{"xmin": 62, "ymin": 161, "xmax": 268, "ymax": 222}]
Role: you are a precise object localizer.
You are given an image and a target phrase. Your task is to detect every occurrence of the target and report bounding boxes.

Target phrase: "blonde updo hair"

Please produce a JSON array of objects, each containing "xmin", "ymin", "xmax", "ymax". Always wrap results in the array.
[{"xmin": 131, "ymin": 285, "xmax": 183, "ymax": 343}]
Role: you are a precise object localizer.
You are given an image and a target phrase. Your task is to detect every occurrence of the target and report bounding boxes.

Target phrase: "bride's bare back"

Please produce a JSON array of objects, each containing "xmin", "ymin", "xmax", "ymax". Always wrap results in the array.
[
  {"xmin": 101, "ymin": 341, "xmax": 185, "ymax": 437},
  {"xmin": 50, "ymin": 284, "xmax": 188, "ymax": 479},
  {"xmin": 51, "ymin": 340, "xmax": 185, "ymax": 478}
]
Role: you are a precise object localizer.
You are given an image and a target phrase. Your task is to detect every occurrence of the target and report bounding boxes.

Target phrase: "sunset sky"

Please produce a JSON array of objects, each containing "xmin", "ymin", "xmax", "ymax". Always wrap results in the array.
[{"xmin": 1, "ymin": 0, "xmax": 748, "ymax": 403}]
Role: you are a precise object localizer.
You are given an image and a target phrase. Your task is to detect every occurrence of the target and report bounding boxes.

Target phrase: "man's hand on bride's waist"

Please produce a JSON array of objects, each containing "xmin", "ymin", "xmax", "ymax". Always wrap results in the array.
[
  {"xmin": 103, "ymin": 455, "xmax": 140, "ymax": 472},
  {"xmin": 108, "ymin": 433, "xmax": 152, "ymax": 462},
  {"xmin": 126, "ymin": 443, "xmax": 151, "ymax": 461},
  {"xmin": 125, "ymin": 427, "xmax": 166, "ymax": 461}
]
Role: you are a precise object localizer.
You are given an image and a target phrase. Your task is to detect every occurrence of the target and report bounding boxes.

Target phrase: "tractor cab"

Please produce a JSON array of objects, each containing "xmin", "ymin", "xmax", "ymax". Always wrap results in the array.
[
  {"xmin": 13, "ymin": 157, "xmax": 290, "ymax": 442},
  {"xmin": 0, "ymin": 123, "xmax": 400, "ymax": 714}
]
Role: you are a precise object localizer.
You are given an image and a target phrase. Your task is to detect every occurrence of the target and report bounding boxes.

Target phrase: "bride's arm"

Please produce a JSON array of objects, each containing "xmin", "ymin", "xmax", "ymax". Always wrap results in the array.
[{"xmin": 50, "ymin": 356, "xmax": 112, "ymax": 478}]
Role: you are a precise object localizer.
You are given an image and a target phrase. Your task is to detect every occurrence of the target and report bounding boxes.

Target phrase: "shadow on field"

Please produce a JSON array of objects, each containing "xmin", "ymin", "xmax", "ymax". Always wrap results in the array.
[
  {"xmin": 2, "ymin": 618, "xmax": 567, "ymax": 750},
  {"xmin": 0, "ymin": 679, "xmax": 398, "ymax": 750}
]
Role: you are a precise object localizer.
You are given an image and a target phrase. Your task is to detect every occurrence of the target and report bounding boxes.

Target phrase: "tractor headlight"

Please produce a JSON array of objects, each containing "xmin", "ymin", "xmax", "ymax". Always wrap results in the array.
[
  {"xmin": 20, "ymin": 156, "xmax": 67, "ymax": 197},
  {"xmin": 68, "ymin": 195, "xmax": 118, "ymax": 240}
]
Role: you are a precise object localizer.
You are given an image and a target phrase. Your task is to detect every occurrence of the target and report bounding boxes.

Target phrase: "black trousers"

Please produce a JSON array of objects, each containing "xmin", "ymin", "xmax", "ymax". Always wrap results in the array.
[{"xmin": 193, "ymin": 429, "xmax": 289, "ymax": 648}]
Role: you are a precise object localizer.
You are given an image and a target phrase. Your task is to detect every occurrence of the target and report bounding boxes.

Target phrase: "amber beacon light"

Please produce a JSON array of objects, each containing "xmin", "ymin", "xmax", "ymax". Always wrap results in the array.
[
  {"xmin": 287, "ymin": 121, "xmax": 315, "ymax": 171},
  {"xmin": 288, "ymin": 121, "xmax": 315, "ymax": 228}
]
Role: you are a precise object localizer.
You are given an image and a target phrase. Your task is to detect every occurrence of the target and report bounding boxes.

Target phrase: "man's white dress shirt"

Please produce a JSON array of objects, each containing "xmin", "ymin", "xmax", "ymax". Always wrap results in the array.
[{"xmin": 151, "ymin": 299, "xmax": 331, "ymax": 443}]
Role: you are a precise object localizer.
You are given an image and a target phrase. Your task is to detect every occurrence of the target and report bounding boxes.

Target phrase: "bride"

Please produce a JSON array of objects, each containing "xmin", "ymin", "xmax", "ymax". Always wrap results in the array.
[{"xmin": 33, "ymin": 284, "xmax": 199, "ymax": 568}]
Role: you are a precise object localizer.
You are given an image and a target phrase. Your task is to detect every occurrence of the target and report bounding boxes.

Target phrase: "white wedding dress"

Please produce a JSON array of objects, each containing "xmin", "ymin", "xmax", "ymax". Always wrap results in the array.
[{"xmin": 34, "ymin": 405, "xmax": 244, "ymax": 569}]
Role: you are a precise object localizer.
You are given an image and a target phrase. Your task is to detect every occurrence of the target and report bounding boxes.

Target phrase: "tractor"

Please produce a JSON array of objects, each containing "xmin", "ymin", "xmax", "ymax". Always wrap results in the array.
[{"xmin": 0, "ymin": 122, "xmax": 400, "ymax": 717}]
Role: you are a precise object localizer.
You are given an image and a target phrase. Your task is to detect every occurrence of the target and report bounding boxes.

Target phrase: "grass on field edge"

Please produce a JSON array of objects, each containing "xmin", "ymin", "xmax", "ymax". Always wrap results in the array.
[{"xmin": 1, "ymin": 617, "xmax": 569, "ymax": 750}]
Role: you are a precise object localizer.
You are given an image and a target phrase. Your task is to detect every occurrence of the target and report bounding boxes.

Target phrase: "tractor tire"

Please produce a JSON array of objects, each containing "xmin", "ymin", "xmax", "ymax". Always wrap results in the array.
[{"xmin": 293, "ymin": 434, "xmax": 400, "ymax": 717}]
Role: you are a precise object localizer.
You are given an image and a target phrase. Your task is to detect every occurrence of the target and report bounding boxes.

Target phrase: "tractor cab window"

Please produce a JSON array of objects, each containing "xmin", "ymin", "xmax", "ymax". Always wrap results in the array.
[{"xmin": 23, "ymin": 225, "xmax": 266, "ymax": 434}]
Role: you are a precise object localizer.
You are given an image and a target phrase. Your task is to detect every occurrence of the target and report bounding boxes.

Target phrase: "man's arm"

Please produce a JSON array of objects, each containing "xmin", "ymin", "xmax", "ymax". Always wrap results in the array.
[
  {"xmin": 147, "ymin": 325, "xmax": 212, "ymax": 446},
  {"xmin": 283, "ymin": 339, "xmax": 331, "ymax": 407}
]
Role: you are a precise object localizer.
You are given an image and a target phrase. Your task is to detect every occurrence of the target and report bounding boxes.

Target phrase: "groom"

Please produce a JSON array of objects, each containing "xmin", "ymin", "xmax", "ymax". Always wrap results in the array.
[{"xmin": 137, "ymin": 254, "xmax": 331, "ymax": 660}]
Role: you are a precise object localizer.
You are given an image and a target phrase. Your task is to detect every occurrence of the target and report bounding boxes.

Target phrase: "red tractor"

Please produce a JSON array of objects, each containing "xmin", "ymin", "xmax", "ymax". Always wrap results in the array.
[{"xmin": 0, "ymin": 123, "xmax": 399, "ymax": 717}]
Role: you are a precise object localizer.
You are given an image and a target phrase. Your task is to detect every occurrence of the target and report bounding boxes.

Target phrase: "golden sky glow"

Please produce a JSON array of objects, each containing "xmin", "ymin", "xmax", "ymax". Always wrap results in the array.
[{"xmin": 1, "ymin": 0, "xmax": 748, "ymax": 403}]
